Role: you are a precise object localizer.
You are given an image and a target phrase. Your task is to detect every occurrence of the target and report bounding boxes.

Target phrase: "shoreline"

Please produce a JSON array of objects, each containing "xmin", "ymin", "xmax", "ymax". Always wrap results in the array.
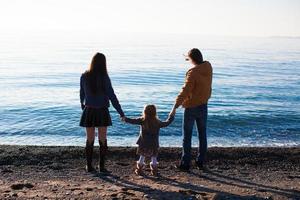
[{"xmin": 1, "ymin": 145, "xmax": 300, "ymax": 199}]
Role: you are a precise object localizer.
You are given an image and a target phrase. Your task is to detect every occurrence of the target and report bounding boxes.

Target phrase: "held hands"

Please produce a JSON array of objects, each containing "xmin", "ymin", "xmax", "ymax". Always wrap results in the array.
[{"xmin": 120, "ymin": 116, "xmax": 126, "ymax": 122}]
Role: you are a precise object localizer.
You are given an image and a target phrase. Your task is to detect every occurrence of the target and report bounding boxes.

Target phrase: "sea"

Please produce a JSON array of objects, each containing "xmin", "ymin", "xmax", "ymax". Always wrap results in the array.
[{"xmin": 0, "ymin": 31, "xmax": 299, "ymax": 147}]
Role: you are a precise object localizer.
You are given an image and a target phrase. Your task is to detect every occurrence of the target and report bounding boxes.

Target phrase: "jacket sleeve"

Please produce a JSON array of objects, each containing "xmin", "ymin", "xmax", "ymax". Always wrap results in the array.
[
  {"xmin": 80, "ymin": 75, "xmax": 85, "ymax": 104},
  {"xmin": 159, "ymin": 115, "xmax": 174, "ymax": 128},
  {"xmin": 175, "ymin": 71, "xmax": 194, "ymax": 108},
  {"xmin": 124, "ymin": 117, "xmax": 143, "ymax": 125},
  {"xmin": 104, "ymin": 76, "xmax": 125, "ymax": 117}
]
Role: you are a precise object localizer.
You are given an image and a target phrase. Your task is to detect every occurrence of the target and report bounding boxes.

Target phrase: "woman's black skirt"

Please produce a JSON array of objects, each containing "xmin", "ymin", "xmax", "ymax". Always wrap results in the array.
[{"xmin": 80, "ymin": 107, "xmax": 112, "ymax": 127}]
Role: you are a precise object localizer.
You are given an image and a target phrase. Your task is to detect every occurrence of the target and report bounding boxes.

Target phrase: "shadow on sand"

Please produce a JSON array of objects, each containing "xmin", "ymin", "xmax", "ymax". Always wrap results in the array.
[
  {"xmin": 194, "ymin": 169, "xmax": 300, "ymax": 199},
  {"xmin": 95, "ymin": 171, "xmax": 282, "ymax": 200}
]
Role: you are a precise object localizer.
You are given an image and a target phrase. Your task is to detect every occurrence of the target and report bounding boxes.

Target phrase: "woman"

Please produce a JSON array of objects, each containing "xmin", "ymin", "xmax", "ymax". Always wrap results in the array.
[{"xmin": 80, "ymin": 52, "xmax": 125, "ymax": 173}]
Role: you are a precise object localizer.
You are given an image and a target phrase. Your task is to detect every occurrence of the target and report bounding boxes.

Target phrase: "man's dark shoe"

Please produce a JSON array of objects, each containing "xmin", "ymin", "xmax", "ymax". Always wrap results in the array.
[
  {"xmin": 99, "ymin": 167, "xmax": 110, "ymax": 174},
  {"xmin": 195, "ymin": 161, "xmax": 205, "ymax": 170},
  {"xmin": 175, "ymin": 164, "xmax": 190, "ymax": 172},
  {"xmin": 86, "ymin": 165, "xmax": 96, "ymax": 173}
]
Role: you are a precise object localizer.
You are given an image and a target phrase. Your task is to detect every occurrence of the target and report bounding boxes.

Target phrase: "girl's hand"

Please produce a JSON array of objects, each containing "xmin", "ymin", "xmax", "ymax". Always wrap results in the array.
[{"xmin": 169, "ymin": 107, "xmax": 176, "ymax": 117}]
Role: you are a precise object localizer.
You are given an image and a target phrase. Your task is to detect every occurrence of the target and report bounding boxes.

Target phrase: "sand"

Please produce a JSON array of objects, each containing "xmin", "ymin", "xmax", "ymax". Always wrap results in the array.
[{"xmin": 0, "ymin": 145, "xmax": 299, "ymax": 199}]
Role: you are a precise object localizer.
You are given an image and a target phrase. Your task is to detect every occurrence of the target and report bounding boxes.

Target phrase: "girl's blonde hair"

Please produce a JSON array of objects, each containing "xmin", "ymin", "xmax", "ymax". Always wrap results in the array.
[{"xmin": 142, "ymin": 105, "xmax": 160, "ymax": 130}]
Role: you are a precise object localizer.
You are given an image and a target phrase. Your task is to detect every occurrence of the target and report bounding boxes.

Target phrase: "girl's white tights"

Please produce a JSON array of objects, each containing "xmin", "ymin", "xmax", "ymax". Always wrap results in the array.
[
  {"xmin": 137, "ymin": 156, "xmax": 158, "ymax": 166},
  {"xmin": 137, "ymin": 155, "xmax": 145, "ymax": 165},
  {"xmin": 150, "ymin": 156, "xmax": 158, "ymax": 166}
]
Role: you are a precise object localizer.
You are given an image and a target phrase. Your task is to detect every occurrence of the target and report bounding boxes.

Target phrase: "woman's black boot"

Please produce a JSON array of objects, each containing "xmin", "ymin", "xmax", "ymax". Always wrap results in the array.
[
  {"xmin": 99, "ymin": 140, "xmax": 109, "ymax": 173},
  {"xmin": 85, "ymin": 140, "xmax": 96, "ymax": 172}
]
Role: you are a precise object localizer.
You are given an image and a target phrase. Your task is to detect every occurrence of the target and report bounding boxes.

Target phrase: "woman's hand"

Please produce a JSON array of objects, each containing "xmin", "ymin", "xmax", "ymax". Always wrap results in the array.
[{"xmin": 120, "ymin": 116, "xmax": 126, "ymax": 122}]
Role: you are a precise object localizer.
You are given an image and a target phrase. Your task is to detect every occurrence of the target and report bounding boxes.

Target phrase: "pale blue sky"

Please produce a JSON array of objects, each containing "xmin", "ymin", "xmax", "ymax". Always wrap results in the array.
[{"xmin": 0, "ymin": 0, "xmax": 299, "ymax": 37}]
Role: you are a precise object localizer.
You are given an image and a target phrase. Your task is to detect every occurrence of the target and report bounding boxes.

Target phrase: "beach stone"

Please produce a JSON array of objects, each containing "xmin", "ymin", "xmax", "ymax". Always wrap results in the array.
[
  {"xmin": 11, "ymin": 193, "xmax": 18, "ymax": 197},
  {"xmin": 24, "ymin": 183, "xmax": 34, "ymax": 189},
  {"xmin": 11, "ymin": 184, "xmax": 24, "ymax": 190},
  {"xmin": 121, "ymin": 187, "xmax": 129, "ymax": 191},
  {"xmin": 11, "ymin": 183, "xmax": 34, "ymax": 190},
  {"xmin": 110, "ymin": 193, "xmax": 118, "ymax": 197},
  {"xmin": 86, "ymin": 187, "xmax": 93, "ymax": 191},
  {"xmin": 70, "ymin": 187, "xmax": 80, "ymax": 191}
]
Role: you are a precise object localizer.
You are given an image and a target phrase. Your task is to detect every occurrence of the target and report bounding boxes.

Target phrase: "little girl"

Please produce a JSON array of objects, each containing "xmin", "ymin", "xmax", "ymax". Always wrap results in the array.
[{"xmin": 122, "ymin": 104, "xmax": 174, "ymax": 176}]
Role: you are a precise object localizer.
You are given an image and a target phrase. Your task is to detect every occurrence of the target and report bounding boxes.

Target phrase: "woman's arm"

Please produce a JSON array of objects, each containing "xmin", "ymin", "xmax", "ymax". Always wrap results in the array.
[
  {"xmin": 80, "ymin": 75, "xmax": 85, "ymax": 110},
  {"xmin": 104, "ymin": 76, "xmax": 125, "ymax": 117},
  {"xmin": 124, "ymin": 117, "xmax": 143, "ymax": 125},
  {"xmin": 159, "ymin": 115, "xmax": 175, "ymax": 128}
]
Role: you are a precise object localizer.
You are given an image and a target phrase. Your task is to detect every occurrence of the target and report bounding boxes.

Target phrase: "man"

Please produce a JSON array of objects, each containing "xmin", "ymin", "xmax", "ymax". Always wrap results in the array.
[{"xmin": 170, "ymin": 48, "xmax": 213, "ymax": 171}]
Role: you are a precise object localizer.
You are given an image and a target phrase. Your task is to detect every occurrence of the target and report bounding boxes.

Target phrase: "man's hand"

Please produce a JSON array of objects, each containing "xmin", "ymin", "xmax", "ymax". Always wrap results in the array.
[{"xmin": 81, "ymin": 103, "xmax": 85, "ymax": 110}]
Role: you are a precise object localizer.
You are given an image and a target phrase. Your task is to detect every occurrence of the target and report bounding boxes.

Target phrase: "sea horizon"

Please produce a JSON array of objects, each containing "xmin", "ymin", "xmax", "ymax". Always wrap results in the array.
[{"xmin": 0, "ymin": 33, "xmax": 299, "ymax": 147}]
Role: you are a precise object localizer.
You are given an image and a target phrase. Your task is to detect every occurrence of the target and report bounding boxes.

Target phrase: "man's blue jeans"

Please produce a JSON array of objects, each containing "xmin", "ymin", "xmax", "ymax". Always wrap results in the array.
[{"xmin": 181, "ymin": 104, "xmax": 207, "ymax": 167}]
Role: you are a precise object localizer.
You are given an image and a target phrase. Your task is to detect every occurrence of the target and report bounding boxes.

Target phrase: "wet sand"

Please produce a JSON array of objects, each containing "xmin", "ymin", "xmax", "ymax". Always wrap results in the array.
[{"xmin": 0, "ymin": 145, "xmax": 299, "ymax": 199}]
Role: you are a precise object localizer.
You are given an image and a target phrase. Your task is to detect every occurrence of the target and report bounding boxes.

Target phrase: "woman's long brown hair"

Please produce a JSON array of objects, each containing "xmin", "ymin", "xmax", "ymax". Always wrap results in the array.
[
  {"xmin": 142, "ymin": 105, "xmax": 160, "ymax": 130},
  {"xmin": 86, "ymin": 53, "xmax": 108, "ymax": 95}
]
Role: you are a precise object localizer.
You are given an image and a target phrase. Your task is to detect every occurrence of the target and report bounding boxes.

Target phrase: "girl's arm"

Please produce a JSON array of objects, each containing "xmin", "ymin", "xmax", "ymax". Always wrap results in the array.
[
  {"xmin": 159, "ymin": 115, "xmax": 175, "ymax": 128},
  {"xmin": 124, "ymin": 117, "xmax": 143, "ymax": 125}
]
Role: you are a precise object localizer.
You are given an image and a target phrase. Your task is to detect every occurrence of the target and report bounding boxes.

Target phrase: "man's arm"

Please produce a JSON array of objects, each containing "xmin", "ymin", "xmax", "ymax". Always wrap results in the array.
[
  {"xmin": 175, "ymin": 70, "xmax": 194, "ymax": 108},
  {"xmin": 170, "ymin": 70, "xmax": 194, "ymax": 116}
]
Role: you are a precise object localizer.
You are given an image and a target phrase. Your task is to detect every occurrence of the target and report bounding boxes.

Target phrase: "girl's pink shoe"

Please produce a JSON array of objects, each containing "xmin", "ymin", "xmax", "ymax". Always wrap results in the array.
[
  {"xmin": 135, "ymin": 162, "xmax": 144, "ymax": 176},
  {"xmin": 150, "ymin": 163, "xmax": 158, "ymax": 176}
]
